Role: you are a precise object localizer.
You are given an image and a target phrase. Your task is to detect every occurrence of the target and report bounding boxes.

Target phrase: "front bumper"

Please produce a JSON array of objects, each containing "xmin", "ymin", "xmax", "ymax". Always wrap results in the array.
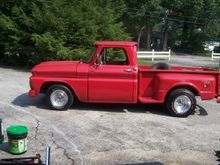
[{"xmin": 28, "ymin": 90, "xmax": 37, "ymax": 97}]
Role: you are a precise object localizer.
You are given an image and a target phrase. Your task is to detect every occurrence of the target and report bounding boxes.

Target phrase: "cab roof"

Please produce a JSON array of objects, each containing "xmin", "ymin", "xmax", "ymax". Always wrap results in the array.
[{"xmin": 95, "ymin": 41, "xmax": 137, "ymax": 47}]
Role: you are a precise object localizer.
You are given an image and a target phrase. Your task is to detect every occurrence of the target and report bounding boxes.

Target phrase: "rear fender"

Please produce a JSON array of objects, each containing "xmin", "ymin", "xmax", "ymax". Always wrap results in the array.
[
  {"xmin": 165, "ymin": 83, "xmax": 199, "ymax": 100},
  {"xmin": 166, "ymin": 82, "xmax": 215, "ymax": 101}
]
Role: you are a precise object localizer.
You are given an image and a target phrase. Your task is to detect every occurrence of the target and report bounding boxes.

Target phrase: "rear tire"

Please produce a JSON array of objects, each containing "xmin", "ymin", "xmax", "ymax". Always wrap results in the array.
[
  {"xmin": 166, "ymin": 89, "xmax": 196, "ymax": 117},
  {"xmin": 46, "ymin": 84, "xmax": 74, "ymax": 110}
]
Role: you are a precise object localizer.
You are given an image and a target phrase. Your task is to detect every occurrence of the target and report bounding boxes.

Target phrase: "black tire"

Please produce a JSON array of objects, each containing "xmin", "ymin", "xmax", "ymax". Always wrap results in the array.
[
  {"xmin": 165, "ymin": 89, "xmax": 196, "ymax": 117},
  {"xmin": 46, "ymin": 84, "xmax": 74, "ymax": 110},
  {"xmin": 151, "ymin": 62, "xmax": 171, "ymax": 70}
]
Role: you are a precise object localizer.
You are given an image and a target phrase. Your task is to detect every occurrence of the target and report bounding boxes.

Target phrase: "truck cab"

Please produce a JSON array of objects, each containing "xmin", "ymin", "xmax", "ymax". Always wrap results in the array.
[{"xmin": 87, "ymin": 41, "xmax": 138, "ymax": 103}]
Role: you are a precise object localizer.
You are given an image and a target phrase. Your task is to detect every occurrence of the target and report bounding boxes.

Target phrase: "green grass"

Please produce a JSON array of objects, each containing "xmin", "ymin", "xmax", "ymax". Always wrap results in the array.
[
  {"xmin": 200, "ymin": 51, "xmax": 212, "ymax": 57},
  {"xmin": 137, "ymin": 59, "xmax": 154, "ymax": 65},
  {"xmin": 208, "ymin": 66, "xmax": 220, "ymax": 70},
  {"xmin": 137, "ymin": 59, "xmax": 170, "ymax": 65}
]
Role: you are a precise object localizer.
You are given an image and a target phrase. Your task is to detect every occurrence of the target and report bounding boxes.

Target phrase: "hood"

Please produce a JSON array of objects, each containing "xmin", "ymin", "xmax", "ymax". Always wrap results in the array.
[{"xmin": 32, "ymin": 61, "xmax": 79, "ymax": 78}]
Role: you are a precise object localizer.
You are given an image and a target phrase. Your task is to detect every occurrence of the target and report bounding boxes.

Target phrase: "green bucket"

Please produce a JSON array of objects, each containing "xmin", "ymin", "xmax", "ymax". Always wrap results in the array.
[{"xmin": 7, "ymin": 125, "xmax": 28, "ymax": 154}]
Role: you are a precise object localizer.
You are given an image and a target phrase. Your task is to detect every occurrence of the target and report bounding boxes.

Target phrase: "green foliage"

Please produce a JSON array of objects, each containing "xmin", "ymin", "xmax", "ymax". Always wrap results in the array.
[
  {"xmin": 0, "ymin": 0, "xmax": 130, "ymax": 66},
  {"xmin": 0, "ymin": 0, "xmax": 220, "ymax": 67},
  {"xmin": 125, "ymin": 0, "xmax": 220, "ymax": 53},
  {"xmin": 164, "ymin": 0, "xmax": 220, "ymax": 53},
  {"xmin": 124, "ymin": 0, "xmax": 162, "ymax": 49},
  {"xmin": 125, "ymin": 0, "xmax": 161, "ymax": 26}
]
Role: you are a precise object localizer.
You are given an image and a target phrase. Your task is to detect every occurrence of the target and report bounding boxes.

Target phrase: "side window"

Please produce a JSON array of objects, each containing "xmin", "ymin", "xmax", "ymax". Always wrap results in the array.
[{"xmin": 97, "ymin": 48, "xmax": 128, "ymax": 65}]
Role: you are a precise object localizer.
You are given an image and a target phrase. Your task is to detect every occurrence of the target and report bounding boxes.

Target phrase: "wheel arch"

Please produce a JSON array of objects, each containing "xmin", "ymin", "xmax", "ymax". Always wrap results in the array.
[
  {"xmin": 40, "ymin": 81, "xmax": 78, "ymax": 99},
  {"xmin": 165, "ymin": 85, "xmax": 199, "ymax": 101}
]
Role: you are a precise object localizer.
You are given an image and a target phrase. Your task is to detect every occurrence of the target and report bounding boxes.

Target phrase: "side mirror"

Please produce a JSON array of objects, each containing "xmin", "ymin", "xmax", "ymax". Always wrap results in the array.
[{"xmin": 92, "ymin": 61, "xmax": 101, "ymax": 69}]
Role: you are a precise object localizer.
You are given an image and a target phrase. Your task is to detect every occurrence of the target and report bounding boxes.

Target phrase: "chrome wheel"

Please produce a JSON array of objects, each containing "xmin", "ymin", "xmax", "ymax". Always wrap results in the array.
[
  {"xmin": 173, "ymin": 95, "xmax": 192, "ymax": 114},
  {"xmin": 50, "ymin": 89, "xmax": 68, "ymax": 108}
]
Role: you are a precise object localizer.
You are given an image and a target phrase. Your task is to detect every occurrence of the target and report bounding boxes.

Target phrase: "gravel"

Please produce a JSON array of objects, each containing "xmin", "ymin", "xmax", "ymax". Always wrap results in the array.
[{"xmin": 0, "ymin": 55, "xmax": 219, "ymax": 165}]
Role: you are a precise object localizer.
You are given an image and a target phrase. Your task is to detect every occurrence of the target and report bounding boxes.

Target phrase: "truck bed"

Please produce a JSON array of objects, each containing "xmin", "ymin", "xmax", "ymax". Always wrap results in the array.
[
  {"xmin": 139, "ymin": 65, "xmax": 220, "ymax": 73},
  {"xmin": 138, "ymin": 65, "xmax": 220, "ymax": 103}
]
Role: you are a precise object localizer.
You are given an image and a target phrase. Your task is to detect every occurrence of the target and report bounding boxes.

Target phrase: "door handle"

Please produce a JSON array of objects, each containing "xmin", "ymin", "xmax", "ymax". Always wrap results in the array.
[{"xmin": 123, "ymin": 68, "xmax": 132, "ymax": 72}]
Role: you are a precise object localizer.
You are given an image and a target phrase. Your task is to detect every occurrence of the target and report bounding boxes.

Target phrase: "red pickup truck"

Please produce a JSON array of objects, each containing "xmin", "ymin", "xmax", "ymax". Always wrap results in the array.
[{"xmin": 29, "ymin": 41, "xmax": 220, "ymax": 117}]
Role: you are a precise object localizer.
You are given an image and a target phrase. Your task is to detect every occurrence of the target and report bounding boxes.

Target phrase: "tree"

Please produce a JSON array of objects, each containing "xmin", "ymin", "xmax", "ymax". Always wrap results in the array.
[
  {"xmin": 0, "ymin": 0, "xmax": 130, "ymax": 65},
  {"xmin": 161, "ymin": 0, "xmax": 182, "ymax": 50},
  {"xmin": 201, "ymin": 0, "xmax": 220, "ymax": 41},
  {"xmin": 161, "ymin": 0, "xmax": 220, "ymax": 53},
  {"xmin": 124, "ymin": 0, "xmax": 161, "ymax": 50},
  {"xmin": 1, "ymin": 0, "xmax": 220, "ymax": 66}
]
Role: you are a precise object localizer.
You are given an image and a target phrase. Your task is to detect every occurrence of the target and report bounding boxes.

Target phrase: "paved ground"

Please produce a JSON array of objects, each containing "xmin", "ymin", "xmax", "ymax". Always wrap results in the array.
[
  {"xmin": 0, "ymin": 55, "xmax": 220, "ymax": 165},
  {"xmin": 168, "ymin": 54, "xmax": 220, "ymax": 68}
]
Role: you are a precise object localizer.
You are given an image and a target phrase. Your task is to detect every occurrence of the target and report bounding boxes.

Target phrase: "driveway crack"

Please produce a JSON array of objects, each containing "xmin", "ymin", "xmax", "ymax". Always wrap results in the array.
[
  {"xmin": 51, "ymin": 132, "xmax": 75, "ymax": 165},
  {"xmin": 34, "ymin": 118, "xmax": 40, "ymax": 140}
]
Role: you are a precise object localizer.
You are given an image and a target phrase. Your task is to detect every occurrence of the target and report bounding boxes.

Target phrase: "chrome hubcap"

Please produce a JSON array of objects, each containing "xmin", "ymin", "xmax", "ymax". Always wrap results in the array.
[
  {"xmin": 174, "ymin": 95, "xmax": 191, "ymax": 114},
  {"xmin": 50, "ymin": 90, "xmax": 68, "ymax": 108}
]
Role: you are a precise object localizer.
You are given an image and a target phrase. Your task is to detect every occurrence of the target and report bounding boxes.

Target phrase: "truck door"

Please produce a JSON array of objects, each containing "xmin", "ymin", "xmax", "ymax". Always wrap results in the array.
[{"xmin": 88, "ymin": 47, "xmax": 134, "ymax": 103}]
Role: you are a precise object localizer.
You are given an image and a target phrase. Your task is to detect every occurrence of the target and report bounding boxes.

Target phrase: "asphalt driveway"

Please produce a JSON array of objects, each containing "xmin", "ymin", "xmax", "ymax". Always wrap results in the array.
[{"xmin": 0, "ymin": 55, "xmax": 220, "ymax": 165}]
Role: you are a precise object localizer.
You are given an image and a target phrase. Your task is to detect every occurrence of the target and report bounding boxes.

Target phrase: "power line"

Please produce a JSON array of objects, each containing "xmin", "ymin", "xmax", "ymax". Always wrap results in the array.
[
  {"xmin": 126, "ymin": 7, "xmax": 219, "ymax": 24},
  {"xmin": 127, "ymin": 11, "xmax": 206, "ymax": 25},
  {"xmin": 168, "ymin": 17, "xmax": 205, "ymax": 25}
]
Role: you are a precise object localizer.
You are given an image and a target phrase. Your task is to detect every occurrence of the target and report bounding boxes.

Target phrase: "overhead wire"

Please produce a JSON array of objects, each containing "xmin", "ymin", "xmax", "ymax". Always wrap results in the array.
[{"xmin": 126, "ymin": 7, "xmax": 219, "ymax": 25}]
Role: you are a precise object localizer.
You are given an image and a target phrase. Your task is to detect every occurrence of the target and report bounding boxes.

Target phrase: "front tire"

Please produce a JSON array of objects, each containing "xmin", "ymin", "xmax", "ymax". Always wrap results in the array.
[
  {"xmin": 166, "ymin": 89, "xmax": 196, "ymax": 117},
  {"xmin": 46, "ymin": 84, "xmax": 74, "ymax": 110}
]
